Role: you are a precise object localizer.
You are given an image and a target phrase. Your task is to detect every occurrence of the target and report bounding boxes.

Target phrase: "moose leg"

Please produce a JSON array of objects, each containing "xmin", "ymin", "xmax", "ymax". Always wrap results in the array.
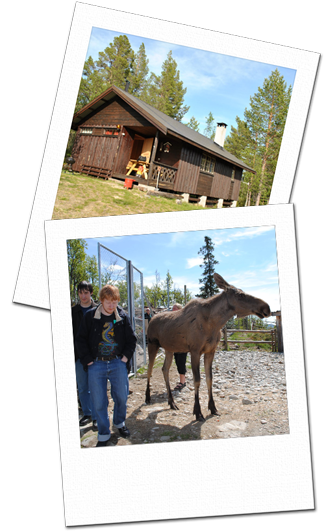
[
  {"xmin": 204, "ymin": 352, "xmax": 219, "ymax": 416},
  {"xmin": 145, "ymin": 342, "xmax": 159, "ymax": 404},
  {"xmin": 162, "ymin": 350, "xmax": 179, "ymax": 410},
  {"xmin": 191, "ymin": 352, "xmax": 204, "ymax": 421}
]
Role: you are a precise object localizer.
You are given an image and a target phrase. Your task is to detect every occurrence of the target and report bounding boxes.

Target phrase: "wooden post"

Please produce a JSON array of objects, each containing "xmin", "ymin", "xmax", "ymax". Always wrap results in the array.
[
  {"xmin": 184, "ymin": 285, "xmax": 187, "ymax": 305},
  {"xmin": 148, "ymin": 130, "xmax": 159, "ymax": 181},
  {"xmin": 276, "ymin": 314, "xmax": 283, "ymax": 352},
  {"xmin": 271, "ymin": 311, "xmax": 283, "ymax": 353}
]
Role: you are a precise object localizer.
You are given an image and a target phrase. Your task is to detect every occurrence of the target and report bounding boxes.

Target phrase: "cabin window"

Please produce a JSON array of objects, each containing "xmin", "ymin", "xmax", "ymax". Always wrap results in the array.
[
  {"xmin": 80, "ymin": 128, "xmax": 93, "ymax": 135},
  {"xmin": 200, "ymin": 154, "xmax": 215, "ymax": 174},
  {"xmin": 231, "ymin": 167, "xmax": 236, "ymax": 181},
  {"xmin": 105, "ymin": 128, "xmax": 119, "ymax": 136}
]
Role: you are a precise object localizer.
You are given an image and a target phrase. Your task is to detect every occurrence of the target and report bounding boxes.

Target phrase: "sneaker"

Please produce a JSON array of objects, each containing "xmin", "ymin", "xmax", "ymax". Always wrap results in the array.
[
  {"xmin": 79, "ymin": 415, "xmax": 91, "ymax": 427},
  {"xmin": 92, "ymin": 420, "xmax": 98, "ymax": 432},
  {"xmin": 118, "ymin": 426, "xmax": 131, "ymax": 438},
  {"xmin": 96, "ymin": 439, "xmax": 114, "ymax": 447}
]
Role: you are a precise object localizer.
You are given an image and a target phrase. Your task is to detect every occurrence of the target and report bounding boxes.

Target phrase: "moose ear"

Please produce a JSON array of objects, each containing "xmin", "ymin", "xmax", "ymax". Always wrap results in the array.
[{"xmin": 214, "ymin": 273, "xmax": 231, "ymax": 291}]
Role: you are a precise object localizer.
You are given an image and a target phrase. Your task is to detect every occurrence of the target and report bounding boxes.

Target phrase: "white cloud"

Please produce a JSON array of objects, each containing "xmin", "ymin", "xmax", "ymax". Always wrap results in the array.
[
  {"xmin": 212, "ymin": 226, "xmax": 274, "ymax": 248},
  {"xmin": 186, "ymin": 257, "xmax": 203, "ymax": 269},
  {"xmin": 263, "ymin": 263, "xmax": 278, "ymax": 272},
  {"xmin": 143, "ymin": 274, "xmax": 158, "ymax": 287}
]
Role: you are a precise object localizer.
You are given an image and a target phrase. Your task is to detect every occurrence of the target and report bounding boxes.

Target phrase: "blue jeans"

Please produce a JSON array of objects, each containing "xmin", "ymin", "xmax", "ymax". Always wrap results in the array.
[
  {"xmin": 75, "ymin": 359, "xmax": 96, "ymax": 420},
  {"xmin": 87, "ymin": 358, "xmax": 129, "ymax": 442}
]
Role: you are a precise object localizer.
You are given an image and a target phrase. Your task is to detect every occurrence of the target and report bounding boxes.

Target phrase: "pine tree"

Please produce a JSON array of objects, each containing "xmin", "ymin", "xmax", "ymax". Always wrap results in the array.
[
  {"xmin": 143, "ymin": 51, "xmax": 189, "ymax": 121},
  {"xmin": 67, "ymin": 239, "xmax": 87, "ymax": 300},
  {"xmin": 196, "ymin": 236, "xmax": 219, "ymax": 298},
  {"xmin": 130, "ymin": 42, "xmax": 149, "ymax": 97},
  {"xmin": 186, "ymin": 116, "xmax": 200, "ymax": 131},
  {"xmin": 75, "ymin": 56, "xmax": 106, "ymax": 112},
  {"xmin": 224, "ymin": 69, "xmax": 291, "ymax": 206},
  {"xmin": 245, "ymin": 69, "xmax": 291, "ymax": 205},
  {"xmin": 97, "ymin": 35, "xmax": 135, "ymax": 88},
  {"xmin": 204, "ymin": 112, "xmax": 216, "ymax": 139}
]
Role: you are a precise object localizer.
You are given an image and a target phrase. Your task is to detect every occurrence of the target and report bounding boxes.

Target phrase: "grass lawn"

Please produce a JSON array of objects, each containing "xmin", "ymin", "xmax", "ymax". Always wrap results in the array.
[{"xmin": 52, "ymin": 171, "xmax": 207, "ymax": 220}]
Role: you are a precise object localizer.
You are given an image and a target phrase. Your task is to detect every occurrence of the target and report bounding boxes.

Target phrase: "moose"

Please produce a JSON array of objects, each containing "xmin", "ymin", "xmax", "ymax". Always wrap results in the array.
[{"xmin": 145, "ymin": 273, "xmax": 271, "ymax": 421}]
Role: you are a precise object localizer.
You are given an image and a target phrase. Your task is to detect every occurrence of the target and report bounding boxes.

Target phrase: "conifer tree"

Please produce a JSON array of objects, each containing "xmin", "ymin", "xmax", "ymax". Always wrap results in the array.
[
  {"xmin": 186, "ymin": 116, "xmax": 200, "ymax": 131},
  {"xmin": 130, "ymin": 42, "xmax": 150, "ymax": 97},
  {"xmin": 196, "ymin": 236, "xmax": 219, "ymax": 298},
  {"xmin": 224, "ymin": 69, "xmax": 291, "ymax": 206},
  {"xmin": 75, "ymin": 56, "xmax": 106, "ymax": 112},
  {"xmin": 204, "ymin": 112, "xmax": 216, "ymax": 139},
  {"xmin": 95, "ymin": 35, "xmax": 135, "ymax": 89},
  {"xmin": 245, "ymin": 69, "xmax": 291, "ymax": 205},
  {"xmin": 143, "ymin": 51, "xmax": 189, "ymax": 121}
]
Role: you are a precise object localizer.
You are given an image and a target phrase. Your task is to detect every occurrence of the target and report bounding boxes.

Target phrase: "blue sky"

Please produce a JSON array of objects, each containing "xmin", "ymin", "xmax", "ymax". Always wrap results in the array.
[
  {"xmin": 84, "ymin": 224, "xmax": 280, "ymax": 323},
  {"xmin": 84, "ymin": 26, "xmax": 296, "ymax": 135}
]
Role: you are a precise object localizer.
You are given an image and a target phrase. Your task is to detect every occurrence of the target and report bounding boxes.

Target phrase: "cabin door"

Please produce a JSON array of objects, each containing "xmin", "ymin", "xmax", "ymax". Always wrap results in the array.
[{"xmin": 113, "ymin": 127, "xmax": 136, "ymax": 174}]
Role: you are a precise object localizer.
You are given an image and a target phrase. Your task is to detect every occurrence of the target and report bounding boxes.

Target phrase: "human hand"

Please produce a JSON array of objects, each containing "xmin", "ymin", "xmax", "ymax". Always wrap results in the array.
[{"xmin": 121, "ymin": 356, "xmax": 128, "ymax": 363}]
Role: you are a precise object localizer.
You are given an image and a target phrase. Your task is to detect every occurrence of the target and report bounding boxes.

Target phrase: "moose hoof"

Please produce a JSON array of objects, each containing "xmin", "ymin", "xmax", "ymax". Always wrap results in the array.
[
  {"xmin": 170, "ymin": 402, "xmax": 179, "ymax": 411},
  {"xmin": 196, "ymin": 413, "xmax": 205, "ymax": 422}
]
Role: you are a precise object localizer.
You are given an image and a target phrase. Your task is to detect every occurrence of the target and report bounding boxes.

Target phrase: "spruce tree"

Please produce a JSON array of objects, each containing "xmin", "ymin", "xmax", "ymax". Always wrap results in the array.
[{"xmin": 196, "ymin": 236, "xmax": 219, "ymax": 298}]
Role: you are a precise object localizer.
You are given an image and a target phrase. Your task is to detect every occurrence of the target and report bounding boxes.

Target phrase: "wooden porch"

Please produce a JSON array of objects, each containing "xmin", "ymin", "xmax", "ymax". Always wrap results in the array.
[{"xmin": 80, "ymin": 161, "xmax": 178, "ymax": 190}]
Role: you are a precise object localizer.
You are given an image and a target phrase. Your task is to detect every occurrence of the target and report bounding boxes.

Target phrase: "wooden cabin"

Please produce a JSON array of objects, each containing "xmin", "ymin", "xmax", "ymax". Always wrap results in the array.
[{"xmin": 70, "ymin": 85, "xmax": 255, "ymax": 207}]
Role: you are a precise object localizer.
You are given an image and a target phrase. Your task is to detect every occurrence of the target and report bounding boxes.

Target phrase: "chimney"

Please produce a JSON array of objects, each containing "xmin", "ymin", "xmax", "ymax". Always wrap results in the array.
[
  {"xmin": 214, "ymin": 122, "xmax": 227, "ymax": 147},
  {"xmin": 125, "ymin": 80, "xmax": 130, "ymax": 92}
]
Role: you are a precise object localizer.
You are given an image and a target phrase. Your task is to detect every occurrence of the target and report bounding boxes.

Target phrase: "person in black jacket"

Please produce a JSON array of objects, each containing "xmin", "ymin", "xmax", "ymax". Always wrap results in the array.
[
  {"xmin": 71, "ymin": 281, "xmax": 97, "ymax": 430},
  {"xmin": 76, "ymin": 284, "xmax": 137, "ymax": 447}
]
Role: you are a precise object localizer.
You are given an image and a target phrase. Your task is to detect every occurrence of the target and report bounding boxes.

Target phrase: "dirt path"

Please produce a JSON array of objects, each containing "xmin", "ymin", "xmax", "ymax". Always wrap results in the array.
[{"xmin": 80, "ymin": 349, "xmax": 289, "ymax": 448}]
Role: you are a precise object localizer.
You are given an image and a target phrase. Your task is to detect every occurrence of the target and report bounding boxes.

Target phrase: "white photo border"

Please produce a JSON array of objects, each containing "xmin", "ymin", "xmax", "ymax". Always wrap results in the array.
[
  {"xmin": 45, "ymin": 204, "xmax": 313, "ymax": 526},
  {"xmin": 13, "ymin": 3, "xmax": 319, "ymax": 310}
]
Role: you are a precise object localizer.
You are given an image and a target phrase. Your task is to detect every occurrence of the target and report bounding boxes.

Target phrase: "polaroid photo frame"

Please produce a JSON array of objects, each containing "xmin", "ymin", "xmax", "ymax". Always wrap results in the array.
[
  {"xmin": 13, "ymin": 3, "xmax": 319, "ymax": 310},
  {"xmin": 45, "ymin": 204, "xmax": 313, "ymax": 526}
]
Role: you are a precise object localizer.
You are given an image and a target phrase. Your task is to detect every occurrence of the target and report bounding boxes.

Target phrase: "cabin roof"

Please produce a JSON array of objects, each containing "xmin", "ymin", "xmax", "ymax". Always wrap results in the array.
[{"xmin": 72, "ymin": 85, "xmax": 255, "ymax": 173}]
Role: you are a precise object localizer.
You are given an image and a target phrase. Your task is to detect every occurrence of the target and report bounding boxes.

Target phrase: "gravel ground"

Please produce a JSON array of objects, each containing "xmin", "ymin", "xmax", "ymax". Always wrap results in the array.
[{"xmin": 80, "ymin": 349, "xmax": 289, "ymax": 448}]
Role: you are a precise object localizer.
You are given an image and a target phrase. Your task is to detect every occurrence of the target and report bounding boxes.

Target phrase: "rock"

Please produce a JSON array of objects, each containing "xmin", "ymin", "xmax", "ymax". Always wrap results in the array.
[
  {"xmin": 81, "ymin": 434, "xmax": 98, "ymax": 447},
  {"xmin": 229, "ymin": 395, "xmax": 239, "ymax": 400},
  {"xmin": 242, "ymin": 398, "xmax": 253, "ymax": 405},
  {"xmin": 217, "ymin": 420, "xmax": 247, "ymax": 437}
]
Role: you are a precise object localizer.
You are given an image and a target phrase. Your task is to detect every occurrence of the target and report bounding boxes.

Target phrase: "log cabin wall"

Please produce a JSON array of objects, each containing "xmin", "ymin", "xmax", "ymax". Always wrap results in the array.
[
  {"xmin": 114, "ymin": 127, "xmax": 135, "ymax": 174},
  {"xmin": 72, "ymin": 96, "xmax": 153, "ymax": 172},
  {"xmin": 155, "ymin": 136, "xmax": 182, "ymax": 168},
  {"xmin": 173, "ymin": 145, "xmax": 243, "ymax": 200},
  {"xmin": 232, "ymin": 167, "xmax": 243, "ymax": 200},
  {"xmin": 210, "ymin": 158, "xmax": 243, "ymax": 201},
  {"xmin": 174, "ymin": 146, "xmax": 201, "ymax": 194},
  {"xmin": 81, "ymin": 96, "xmax": 152, "ymax": 129},
  {"xmin": 72, "ymin": 133, "xmax": 120, "ymax": 172}
]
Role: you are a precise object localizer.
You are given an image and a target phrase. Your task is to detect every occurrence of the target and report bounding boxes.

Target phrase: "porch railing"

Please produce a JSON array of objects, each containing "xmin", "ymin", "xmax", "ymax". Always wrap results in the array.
[{"xmin": 150, "ymin": 162, "xmax": 178, "ymax": 186}]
